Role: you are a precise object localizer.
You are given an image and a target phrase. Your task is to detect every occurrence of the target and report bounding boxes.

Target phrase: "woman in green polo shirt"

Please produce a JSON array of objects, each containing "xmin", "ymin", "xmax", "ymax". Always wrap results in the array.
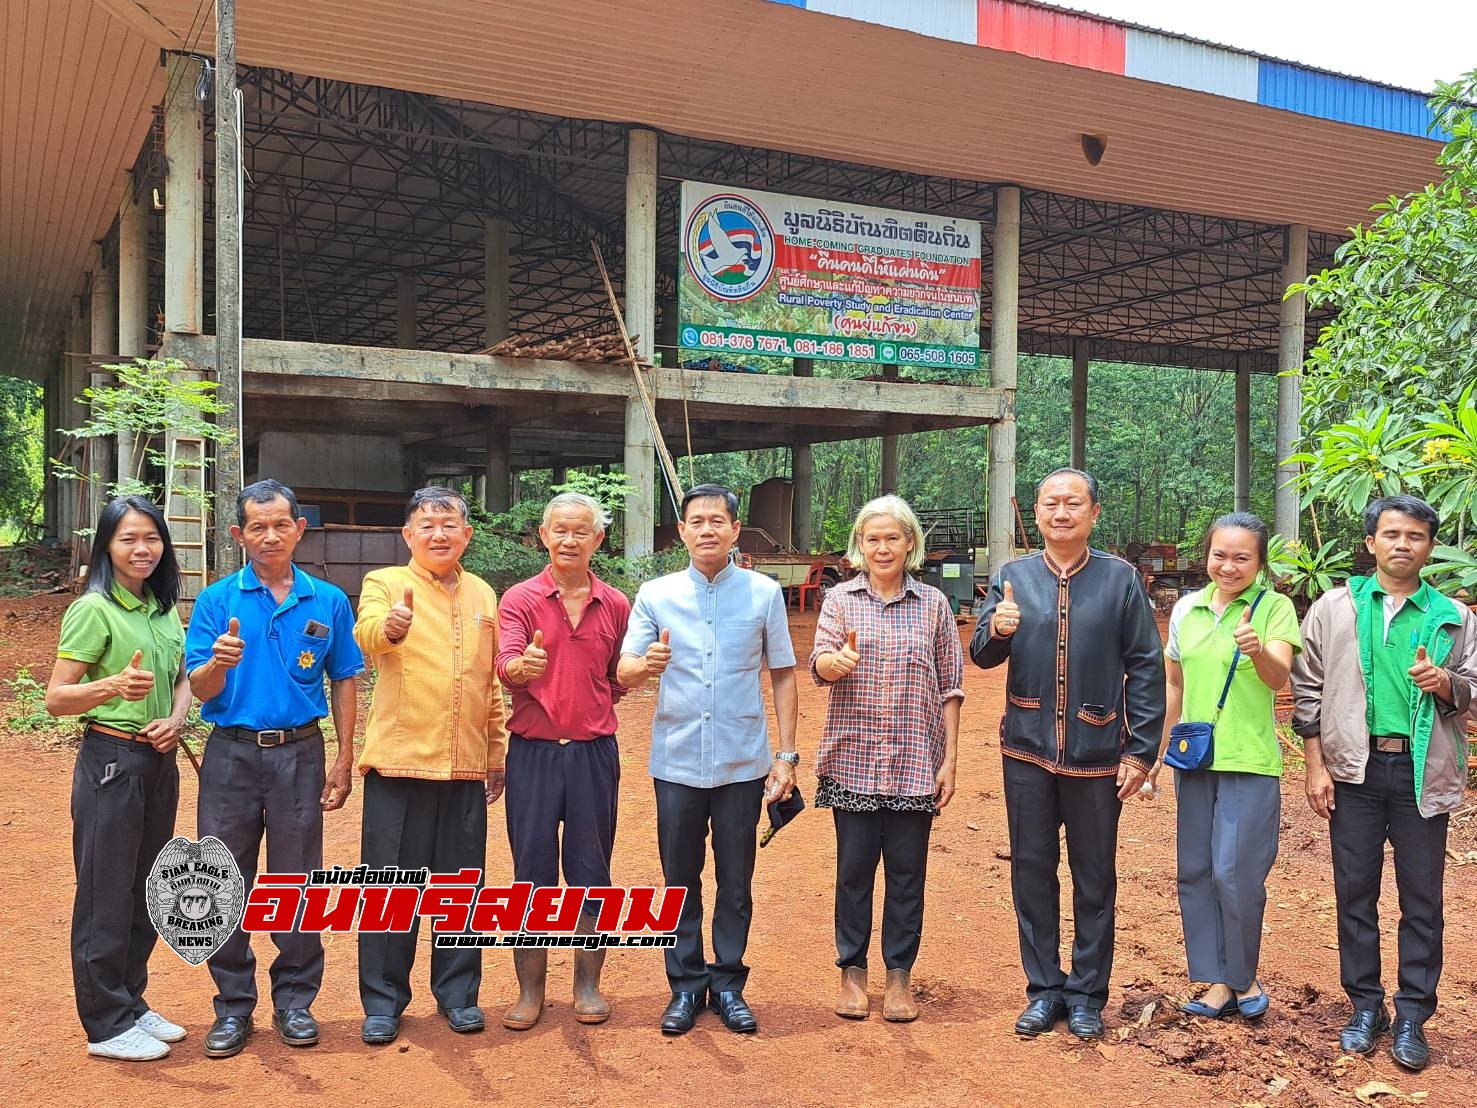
[
  {"xmin": 1147, "ymin": 512, "xmax": 1301, "ymax": 1021},
  {"xmin": 45, "ymin": 496, "xmax": 192, "ymax": 1062}
]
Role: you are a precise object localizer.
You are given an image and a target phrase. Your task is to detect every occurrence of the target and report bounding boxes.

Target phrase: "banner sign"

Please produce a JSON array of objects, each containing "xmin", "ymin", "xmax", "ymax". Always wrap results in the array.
[{"xmin": 678, "ymin": 182, "xmax": 982, "ymax": 370}]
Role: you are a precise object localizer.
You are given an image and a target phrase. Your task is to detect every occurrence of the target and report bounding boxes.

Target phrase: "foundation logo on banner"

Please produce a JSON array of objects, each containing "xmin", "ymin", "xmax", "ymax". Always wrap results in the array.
[
  {"xmin": 146, "ymin": 836, "xmax": 245, "ymax": 965},
  {"xmin": 685, "ymin": 193, "xmax": 775, "ymax": 301}
]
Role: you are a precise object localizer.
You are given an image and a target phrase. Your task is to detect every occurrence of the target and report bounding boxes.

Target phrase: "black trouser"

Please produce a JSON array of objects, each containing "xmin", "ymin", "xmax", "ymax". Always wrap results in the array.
[
  {"xmin": 504, "ymin": 734, "xmax": 619, "ymax": 915},
  {"xmin": 358, "ymin": 771, "xmax": 487, "ymax": 1017},
  {"xmin": 71, "ymin": 729, "xmax": 179, "ymax": 1042},
  {"xmin": 197, "ymin": 726, "xmax": 326, "ymax": 1017},
  {"xmin": 833, "ymin": 808, "xmax": 933, "ymax": 972},
  {"xmin": 1002, "ymin": 755, "xmax": 1121, "ymax": 1010},
  {"xmin": 653, "ymin": 775, "xmax": 765, "ymax": 996},
  {"xmin": 1330, "ymin": 750, "xmax": 1449, "ymax": 1023}
]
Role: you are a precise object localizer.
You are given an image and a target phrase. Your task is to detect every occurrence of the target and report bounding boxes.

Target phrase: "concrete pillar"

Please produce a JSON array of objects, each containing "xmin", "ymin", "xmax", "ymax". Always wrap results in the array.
[
  {"xmin": 986, "ymin": 186, "xmax": 1020, "ymax": 579},
  {"xmin": 1275, "ymin": 225, "xmax": 1308, "ymax": 541},
  {"xmin": 879, "ymin": 364, "xmax": 899, "ymax": 494},
  {"xmin": 484, "ymin": 217, "xmax": 510, "ymax": 347},
  {"xmin": 791, "ymin": 359, "xmax": 814, "ymax": 551},
  {"xmin": 213, "ymin": 0, "xmax": 245, "ymax": 579},
  {"xmin": 484, "ymin": 426, "xmax": 512, "ymax": 515},
  {"xmin": 117, "ymin": 180, "xmax": 150, "ymax": 482},
  {"xmin": 1070, "ymin": 340, "xmax": 1089, "ymax": 470},
  {"xmin": 396, "ymin": 274, "xmax": 417, "ymax": 349},
  {"xmin": 88, "ymin": 243, "xmax": 116, "ymax": 504},
  {"xmin": 623, "ymin": 128, "xmax": 658, "ymax": 556},
  {"xmin": 551, "ymin": 465, "xmax": 568, "ymax": 487},
  {"xmin": 164, "ymin": 54, "xmax": 204, "ymax": 334},
  {"xmin": 624, "ymin": 398, "xmax": 656, "ymax": 557},
  {"xmin": 1234, "ymin": 354, "xmax": 1252, "ymax": 513}
]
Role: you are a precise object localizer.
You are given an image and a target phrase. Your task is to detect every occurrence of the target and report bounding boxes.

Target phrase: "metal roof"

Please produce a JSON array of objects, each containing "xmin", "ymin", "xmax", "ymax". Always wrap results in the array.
[{"xmin": 0, "ymin": 0, "xmax": 1449, "ymax": 382}]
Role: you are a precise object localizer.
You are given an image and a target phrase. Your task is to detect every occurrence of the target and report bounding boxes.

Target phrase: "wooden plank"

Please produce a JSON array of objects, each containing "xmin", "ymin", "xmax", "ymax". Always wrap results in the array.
[{"xmin": 162, "ymin": 334, "xmax": 1006, "ymax": 425}]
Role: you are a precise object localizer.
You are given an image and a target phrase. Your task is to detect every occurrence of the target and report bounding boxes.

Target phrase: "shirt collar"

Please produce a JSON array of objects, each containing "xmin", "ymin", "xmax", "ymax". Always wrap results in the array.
[
  {"xmin": 1043, "ymin": 547, "xmax": 1090, "ymax": 578},
  {"xmin": 239, "ymin": 561, "xmax": 313, "ymax": 599},
  {"xmin": 108, "ymin": 579, "xmax": 151, "ymax": 612},
  {"xmin": 1369, "ymin": 575, "xmax": 1431, "ymax": 612},
  {"xmin": 538, "ymin": 564, "xmax": 605, "ymax": 602},
  {"xmin": 848, "ymin": 572, "xmax": 921, "ymax": 604},
  {"xmin": 687, "ymin": 561, "xmax": 736, "ymax": 586},
  {"xmin": 408, "ymin": 559, "xmax": 464, "ymax": 587}
]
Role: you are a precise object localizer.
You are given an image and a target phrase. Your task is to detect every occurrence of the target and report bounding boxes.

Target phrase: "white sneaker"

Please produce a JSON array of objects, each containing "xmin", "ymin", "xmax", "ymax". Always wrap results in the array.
[
  {"xmin": 87, "ymin": 1026, "xmax": 171, "ymax": 1061},
  {"xmin": 136, "ymin": 1010, "xmax": 187, "ymax": 1043}
]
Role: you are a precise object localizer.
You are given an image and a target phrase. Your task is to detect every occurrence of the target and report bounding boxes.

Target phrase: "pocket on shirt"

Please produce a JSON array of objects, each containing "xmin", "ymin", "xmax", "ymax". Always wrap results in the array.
[
  {"xmin": 717, "ymin": 618, "xmax": 764, "ymax": 668},
  {"xmin": 286, "ymin": 631, "xmax": 329, "ymax": 685}
]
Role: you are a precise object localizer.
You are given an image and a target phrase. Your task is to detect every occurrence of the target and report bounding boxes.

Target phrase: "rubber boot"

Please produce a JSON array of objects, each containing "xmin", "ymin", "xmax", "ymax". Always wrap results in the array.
[
  {"xmin": 573, "ymin": 949, "xmax": 611, "ymax": 1024},
  {"xmin": 503, "ymin": 949, "xmax": 547, "ymax": 1030},
  {"xmin": 835, "ymin": 966, "xmax": 869, "ymax": 1019},
  {"xmin": 883, "ymin": 968, "xmax": 918, "ymax": 1022}
]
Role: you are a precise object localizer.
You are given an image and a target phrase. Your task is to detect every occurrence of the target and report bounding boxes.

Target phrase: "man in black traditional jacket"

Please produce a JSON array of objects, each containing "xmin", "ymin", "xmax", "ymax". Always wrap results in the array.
[{"xmin": 972, "ymin": 467, "xmax": 1165, "ymax": 1041}]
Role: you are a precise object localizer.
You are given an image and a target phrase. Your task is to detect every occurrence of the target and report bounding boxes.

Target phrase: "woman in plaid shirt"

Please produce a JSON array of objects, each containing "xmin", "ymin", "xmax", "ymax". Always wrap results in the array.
[{"xmin": 810, "ymin": 495, "xmax": 965, "ymax": 1023}]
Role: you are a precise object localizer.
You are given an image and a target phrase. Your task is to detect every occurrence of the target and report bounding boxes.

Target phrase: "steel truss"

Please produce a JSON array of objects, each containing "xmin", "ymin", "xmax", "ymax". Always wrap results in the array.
[{"xmin": 131, "ymin": 64, "xmax": 1342, "ymax": 372}]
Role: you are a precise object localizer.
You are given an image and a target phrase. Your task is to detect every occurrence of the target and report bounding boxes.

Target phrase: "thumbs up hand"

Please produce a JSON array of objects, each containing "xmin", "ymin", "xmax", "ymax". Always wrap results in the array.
[
  {"xmin": 519, "ymin": 628, "xmax": 548, "ymax": 681},
  {"xmin": 1231, "ymin": 605, "xmax": 1262, "ymax": 657},
  {"xmin": 385, "ymin": 586, "xmax": 415, "ymax": 643},
  {"xmin": 1408, "ymin": 643, "xmax": 1450, "ymax": 697},
  {"xmin": 212, "ymin": 615, "xmax": 245, "ymax": 669},
  {"xmin": 645, "ymin": 628, "xmax": 672, "ymax": 676},
  {"xmin": 828, "ymin": 628, "xmax": 861, "ymax": 680},
  {"xmin": 113, "ymin": 648, "xmax": 156, "ymax": 702},
  {"xmin": 991, "ymin": 579, "xmax": 1021, "ymax": 638}
]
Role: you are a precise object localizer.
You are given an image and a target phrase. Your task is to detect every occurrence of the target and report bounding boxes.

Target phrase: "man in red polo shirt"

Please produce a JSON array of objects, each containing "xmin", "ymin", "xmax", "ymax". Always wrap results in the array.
[{"xmin": 495, "ymin": 491, "xmax": 632, "ymax": 1030}]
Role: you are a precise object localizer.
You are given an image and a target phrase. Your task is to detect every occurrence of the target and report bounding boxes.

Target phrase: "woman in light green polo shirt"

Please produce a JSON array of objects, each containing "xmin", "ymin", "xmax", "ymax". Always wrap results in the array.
[
  {"xmin": 1147, "ymin": 512, "xmax": 1301, "ymax": 1022},
  {"xmin": 45, "ymin": 496, "xmax": 191, "ymax": 1062}
]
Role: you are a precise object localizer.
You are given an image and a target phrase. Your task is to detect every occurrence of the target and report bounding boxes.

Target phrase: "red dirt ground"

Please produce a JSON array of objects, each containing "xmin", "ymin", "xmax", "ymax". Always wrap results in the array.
[{"xmin": 0, "ymin": 593, "xmax": 1473, "ymax": 1107}]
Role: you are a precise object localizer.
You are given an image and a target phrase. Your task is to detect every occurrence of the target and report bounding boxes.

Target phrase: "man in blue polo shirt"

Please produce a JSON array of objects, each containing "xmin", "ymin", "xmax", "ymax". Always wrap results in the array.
[{"xmin": 185, "ymin": 479, "xmax": 363, "ymax": 1059}]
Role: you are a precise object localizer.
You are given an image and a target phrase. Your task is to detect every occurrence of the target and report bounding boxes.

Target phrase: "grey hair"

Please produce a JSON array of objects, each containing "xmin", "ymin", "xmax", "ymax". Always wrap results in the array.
[
  {"xmin": 542, "ymin": 491, "xmax": 609, "ymax": 530},
  {"xmin": 846, "ymin": 495, "xmax": 927, "ymax": 573}
]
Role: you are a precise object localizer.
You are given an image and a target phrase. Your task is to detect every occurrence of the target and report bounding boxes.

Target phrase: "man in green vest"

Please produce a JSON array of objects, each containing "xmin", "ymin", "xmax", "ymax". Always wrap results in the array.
[{"xmin": 1292, "ymin": 495, "xmax": 1476, "ymax": 1072}]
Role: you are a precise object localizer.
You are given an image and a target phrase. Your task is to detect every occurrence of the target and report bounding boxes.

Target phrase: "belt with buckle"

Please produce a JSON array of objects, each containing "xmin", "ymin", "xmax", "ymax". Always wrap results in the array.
[
  {"xmin": 85, "ymin": 722, "xmax": 153, "ymax": 744},
  {"xmin": 1372, "ymin": 734, "xmax": 1410, "ymax": 753},
  {"xmin": 217, "ymin": 722, "xmax": 321, "ymax": 747}
]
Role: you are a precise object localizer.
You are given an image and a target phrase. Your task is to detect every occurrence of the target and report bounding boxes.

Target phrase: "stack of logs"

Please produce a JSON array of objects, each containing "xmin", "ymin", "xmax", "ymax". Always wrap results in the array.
[{"xmin": 478, "ymin": 332, "xmax": 638, "ymax": 363}]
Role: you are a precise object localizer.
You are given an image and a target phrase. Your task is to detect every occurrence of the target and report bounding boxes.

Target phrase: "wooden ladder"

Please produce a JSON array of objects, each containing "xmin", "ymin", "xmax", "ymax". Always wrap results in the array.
[{"xmin": 165, "ymin": 433, "xmax": 209, "ymax": 600}]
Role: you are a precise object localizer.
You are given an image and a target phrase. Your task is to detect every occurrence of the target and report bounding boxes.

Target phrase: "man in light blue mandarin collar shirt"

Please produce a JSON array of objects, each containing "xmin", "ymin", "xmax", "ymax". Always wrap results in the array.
[{"xmin": 619, "ymin": 484, "xmax": 799, "ymax": 1036}]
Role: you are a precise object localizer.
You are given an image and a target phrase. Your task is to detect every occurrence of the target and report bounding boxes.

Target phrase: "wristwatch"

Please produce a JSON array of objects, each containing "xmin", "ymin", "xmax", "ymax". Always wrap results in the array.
[{"xmin": 774, "ymin": 751, "xmax": 799, "ymax": 766}]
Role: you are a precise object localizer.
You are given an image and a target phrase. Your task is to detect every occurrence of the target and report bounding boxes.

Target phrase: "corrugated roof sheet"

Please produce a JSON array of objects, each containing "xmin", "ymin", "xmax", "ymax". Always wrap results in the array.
[
  {"xmin": 1258, "ymin": 62, "xmax": 1449, "ymax": 141},
  {"xmin": 808, "ymin": 0, "xmax": 975, "ymax": 44},
  {"xmin": 977, "ymin": 0, "xmax": 1125, "ymax": 73},
  {"xmin": 1125, "ymin": 29, "xmax": 1257, "ymax": 102}
]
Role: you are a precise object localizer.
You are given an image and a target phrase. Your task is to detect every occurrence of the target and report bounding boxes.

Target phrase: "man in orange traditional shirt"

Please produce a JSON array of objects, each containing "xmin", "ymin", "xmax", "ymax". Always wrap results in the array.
[{"xmin": 353, "ymin": 486, "xmax": 508, "ymax": 1045}]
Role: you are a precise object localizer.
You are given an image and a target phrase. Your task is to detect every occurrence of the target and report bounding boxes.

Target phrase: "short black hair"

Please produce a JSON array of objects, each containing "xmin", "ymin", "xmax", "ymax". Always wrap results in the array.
[
  {"xmin": 405, "ymin": 485, "xmax": 470, "ymax": 523},
  {"xmin": 86, "ymin": 496, "xmax": 182, "ymax": 614},
  {"xmin": 1204, "ymin": 511, "xmax": 1270, "ymax": 570},
  {"xmin": 1035, "ymin": 467, "xmax": 1100, "ymax": 505},
  {"xmin": 236, "ymin": 478, "xmax": 299, "ymax": 528},
  {"xmin": 680, "ymin": 484, "xmax": 740, "ymax": 522},
  {"xmin": 1364, "ymin": 495, "xmax": 1439, "ymax": 540}
]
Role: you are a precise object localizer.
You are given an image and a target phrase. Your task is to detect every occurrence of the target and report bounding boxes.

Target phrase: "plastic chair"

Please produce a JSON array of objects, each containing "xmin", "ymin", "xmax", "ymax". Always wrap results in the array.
[{"xmin": 795, "ymin": 561, "xmax": 826, "ymax": 611}]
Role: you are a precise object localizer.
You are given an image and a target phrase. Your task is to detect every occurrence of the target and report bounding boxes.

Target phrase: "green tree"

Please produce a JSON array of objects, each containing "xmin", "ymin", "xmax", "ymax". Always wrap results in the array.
[
  {"xmin": 0, "ymin": 375, "xmax": 44, "ymax": 537},
  {"xmin": 1290, "ymin": 70, "xmax": 1477, "ymax": 589}
]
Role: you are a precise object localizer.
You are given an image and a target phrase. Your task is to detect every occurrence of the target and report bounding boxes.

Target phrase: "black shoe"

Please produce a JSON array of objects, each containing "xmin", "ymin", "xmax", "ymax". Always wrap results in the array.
[
  {"xmin": 1339, "ymin": 1007, "xmax": 1391, "ymax": 1055},
  {"xmin": 204, "ymin": 1014, "xmax": 253, "ymax": 1059},
  {"xmin": 272, "ymin": 1007, "xmax": 319, "ymax": 1047},
  {"xmin": 1067, "ymin": 1005, "xmax": 1105, "ymax": 1040},
  {"xmin": 660, "ymin": 991, "xmax": 704, "ymax": 1035},
  {"xmin": 437, "ymin": 1005, "xmax": 485, "ymax": 1034},
  {"xmin": 708, "ymin": 990, "xmax": 758, "ymax": 1034},
  {"xmin": 1014, "ymin": 999, "xmax": 1068, "ymax": 1037},
  {"xmin": 361, "ymin": 1014, "xmax": 400, "ymax": 1045},
  {"xmin": 1390, "ymin": 1018, "xmax": 1430, "ymax": 1071}
]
